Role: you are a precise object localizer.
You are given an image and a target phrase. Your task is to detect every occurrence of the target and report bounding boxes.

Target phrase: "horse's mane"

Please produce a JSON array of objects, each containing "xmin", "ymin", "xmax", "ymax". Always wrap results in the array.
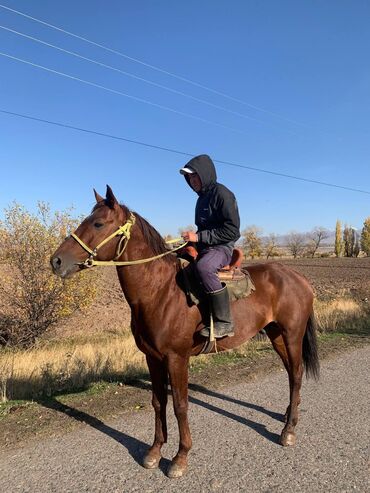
[
  {"xmin": 92, "ymin": 201, "xmax": 175, "ymax": 264},
  {"xmin": 131, "ymin": 210, "xmax": 175, "ymax": 264}
]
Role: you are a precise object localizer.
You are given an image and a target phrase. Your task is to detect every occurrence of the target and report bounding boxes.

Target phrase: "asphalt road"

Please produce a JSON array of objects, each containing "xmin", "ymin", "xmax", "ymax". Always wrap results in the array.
[{"xmin": 0, "ymin": 346, "xmax": 369, "ymax": 493}]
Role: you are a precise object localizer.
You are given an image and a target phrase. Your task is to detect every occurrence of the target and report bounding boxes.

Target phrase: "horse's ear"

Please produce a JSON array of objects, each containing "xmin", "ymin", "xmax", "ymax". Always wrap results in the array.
[
  {"xmin": 94, "ymin": 189, "xmax": 104, "ymax": 203},
  {"xmin": 105, "ymin": 185, "xmax": 118, "ymax": 209}
]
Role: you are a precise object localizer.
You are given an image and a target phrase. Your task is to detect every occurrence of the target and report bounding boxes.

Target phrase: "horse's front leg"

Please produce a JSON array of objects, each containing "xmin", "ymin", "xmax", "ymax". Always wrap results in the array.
[
  {"xmin": 167, "ymin": 353, "xmax": 192, "ymax": 478},
  {"xmin": 143, "ymin": 354, "xmax": 168, "ymax": 469}
]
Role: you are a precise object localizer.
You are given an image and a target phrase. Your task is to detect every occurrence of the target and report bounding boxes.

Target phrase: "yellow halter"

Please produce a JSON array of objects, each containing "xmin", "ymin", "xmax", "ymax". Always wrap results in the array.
[{"xmin": 70, "ymin": 212, "xmax": 187, "ymax": 267}]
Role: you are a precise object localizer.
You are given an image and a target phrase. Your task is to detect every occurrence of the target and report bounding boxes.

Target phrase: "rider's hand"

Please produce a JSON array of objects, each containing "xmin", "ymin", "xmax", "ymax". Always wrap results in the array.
[{"xmin": 182, "ymin": 231, "xmax": 198, "ymax": 242}]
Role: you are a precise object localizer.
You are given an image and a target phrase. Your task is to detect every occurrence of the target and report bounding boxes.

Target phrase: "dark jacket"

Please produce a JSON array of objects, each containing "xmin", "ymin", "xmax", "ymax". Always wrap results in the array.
[{"xmin": 183, "ymin": 155, "xmax": 240, "ymax": 252}]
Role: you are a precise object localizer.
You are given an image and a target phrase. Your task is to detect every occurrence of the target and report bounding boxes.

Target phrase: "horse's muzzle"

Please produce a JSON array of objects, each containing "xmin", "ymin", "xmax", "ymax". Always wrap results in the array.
[{"xmin": 50, "ymin": 253, "xmax": 80, "ymax": 278}]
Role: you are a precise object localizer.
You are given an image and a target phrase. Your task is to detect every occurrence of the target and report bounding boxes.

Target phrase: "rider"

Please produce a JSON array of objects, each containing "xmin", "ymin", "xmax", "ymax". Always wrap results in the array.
[{"xmin": 180, "ymin": 154, "xmax": 240, "ymax": 338}]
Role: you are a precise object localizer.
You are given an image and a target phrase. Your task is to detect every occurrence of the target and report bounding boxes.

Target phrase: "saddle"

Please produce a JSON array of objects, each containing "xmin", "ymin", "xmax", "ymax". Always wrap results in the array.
[{"xmin": 178, "ymin": 246, "xmax": 255, "ymax": 305}]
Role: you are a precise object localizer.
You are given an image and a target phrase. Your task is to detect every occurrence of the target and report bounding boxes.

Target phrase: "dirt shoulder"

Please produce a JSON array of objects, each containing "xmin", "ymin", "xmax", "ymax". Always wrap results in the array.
[{"xmin": 1, "ymin": 330, "xmax": 369, "ymax": 453}]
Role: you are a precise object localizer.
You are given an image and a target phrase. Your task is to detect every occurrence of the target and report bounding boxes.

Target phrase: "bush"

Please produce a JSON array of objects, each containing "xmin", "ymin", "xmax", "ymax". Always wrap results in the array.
[{"xmin": 0, "ymin": 203, "xmax": 99, "ymax": 348}]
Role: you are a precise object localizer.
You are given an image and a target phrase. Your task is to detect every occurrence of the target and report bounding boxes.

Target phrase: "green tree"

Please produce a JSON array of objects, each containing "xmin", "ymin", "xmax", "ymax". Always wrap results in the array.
[{"xmin": 360, "ymin": 217, "xmax": 370, "ymax": 256}]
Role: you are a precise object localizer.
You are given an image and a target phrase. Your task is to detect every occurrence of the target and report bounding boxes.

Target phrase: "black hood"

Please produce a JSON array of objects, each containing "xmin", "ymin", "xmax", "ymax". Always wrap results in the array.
[{"xmin": 183, "ymin": 154, "xmax": 217, "ymax": 194}]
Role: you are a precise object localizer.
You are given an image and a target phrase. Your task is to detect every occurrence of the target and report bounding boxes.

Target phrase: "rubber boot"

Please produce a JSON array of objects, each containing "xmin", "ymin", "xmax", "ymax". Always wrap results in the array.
[{"xmin": 200, "ymin": 285, "xmax": 234, "ymax": 338}]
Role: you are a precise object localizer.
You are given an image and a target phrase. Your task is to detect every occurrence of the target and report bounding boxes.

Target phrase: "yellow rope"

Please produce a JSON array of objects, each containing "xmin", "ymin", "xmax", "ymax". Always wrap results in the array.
[
  {"xmin": 70, "ymin": 213, "xmax": 188, "ymax": 268},
  {"xmin": 87, "ymin": 241, "xmax": 187, "ymax": 267}
]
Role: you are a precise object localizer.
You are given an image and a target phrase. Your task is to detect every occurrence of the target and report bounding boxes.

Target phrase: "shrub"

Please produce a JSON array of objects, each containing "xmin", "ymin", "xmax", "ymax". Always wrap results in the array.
[{"xmin": 0, "ymin": 203, "xmax": 99, "ymax": 348}]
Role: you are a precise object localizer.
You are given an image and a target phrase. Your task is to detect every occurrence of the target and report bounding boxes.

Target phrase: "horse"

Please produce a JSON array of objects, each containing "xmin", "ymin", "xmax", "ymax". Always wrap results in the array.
[{"xmin": 50, "ymin": 185, "xmax": 319, "ymax": 479}]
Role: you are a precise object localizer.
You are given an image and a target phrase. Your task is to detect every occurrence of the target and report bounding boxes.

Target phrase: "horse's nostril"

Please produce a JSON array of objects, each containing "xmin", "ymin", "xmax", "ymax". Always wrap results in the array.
[{"xmin": 52, "ymin": 257, "xmax": 62, "ymax": 269}]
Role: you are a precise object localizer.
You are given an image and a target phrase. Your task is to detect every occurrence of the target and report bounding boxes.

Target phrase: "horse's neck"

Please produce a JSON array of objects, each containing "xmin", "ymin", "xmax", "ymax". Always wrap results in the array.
[{"xmin": 115, "ymin": 238, "xmax": 177, "ymax": 307}]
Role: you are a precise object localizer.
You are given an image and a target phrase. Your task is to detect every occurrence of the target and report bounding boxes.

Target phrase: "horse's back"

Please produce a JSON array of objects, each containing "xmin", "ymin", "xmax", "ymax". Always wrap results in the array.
[{"xmin": 245, "ymin": 261, "xmax": 313, "ymax": 295}]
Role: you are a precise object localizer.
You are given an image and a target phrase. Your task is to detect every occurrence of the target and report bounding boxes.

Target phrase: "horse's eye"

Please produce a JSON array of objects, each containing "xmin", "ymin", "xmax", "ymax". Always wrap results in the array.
[{"xmin": 94, "ymin": 222, "xmax": 104, "ymax": 229}]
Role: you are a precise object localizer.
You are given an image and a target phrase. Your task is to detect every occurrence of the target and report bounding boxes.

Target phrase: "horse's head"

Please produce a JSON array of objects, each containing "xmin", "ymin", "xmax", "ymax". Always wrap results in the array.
[{"xmin": 51, "ymin": 185, "xmax": 129, "ymax": 278}]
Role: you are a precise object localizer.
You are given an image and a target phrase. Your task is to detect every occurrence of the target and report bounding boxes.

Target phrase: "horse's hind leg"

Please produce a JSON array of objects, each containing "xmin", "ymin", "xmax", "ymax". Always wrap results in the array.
[
  {"xmin": 143, "ymin": 355, "xmax": 168, "ymax": 469},
  {"xmin": 278, "ymin": 324, "xmax": 305, "ymax": 447},
  {"xmin": 265, "ymin": 323, "xmax": 301, "ymax": 423}
]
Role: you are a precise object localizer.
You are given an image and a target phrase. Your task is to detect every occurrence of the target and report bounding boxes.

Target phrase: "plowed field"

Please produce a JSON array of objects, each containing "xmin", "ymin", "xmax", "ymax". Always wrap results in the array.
[{"xmin": 49, "ymin": 257, "xmax": 369, "ymax": 340}]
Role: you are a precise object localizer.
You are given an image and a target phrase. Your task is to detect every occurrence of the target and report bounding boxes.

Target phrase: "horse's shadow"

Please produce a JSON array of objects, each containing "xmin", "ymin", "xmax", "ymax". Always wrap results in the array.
[
  {"xmin": 133, "ymin": 380, "xmax": 282, "ymax": 443},
  {"xmin": 38, "ymin": 379, "xmax": 282, "ymax": 470},
  {"xmin": 37, "ymin": 397, "xmax": 171, "ymax": 474}
]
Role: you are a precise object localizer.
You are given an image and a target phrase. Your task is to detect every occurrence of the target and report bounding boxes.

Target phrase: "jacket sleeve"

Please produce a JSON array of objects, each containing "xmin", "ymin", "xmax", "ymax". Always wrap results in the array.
[{"xmin": 197, "ymin": 190, "xmax": 240, "ymax": 245}]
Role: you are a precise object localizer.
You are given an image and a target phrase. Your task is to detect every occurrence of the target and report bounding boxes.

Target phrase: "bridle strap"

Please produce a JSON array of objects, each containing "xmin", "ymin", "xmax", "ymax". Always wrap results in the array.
[
  {"xmin": 70, "ymin": 212, "xmax": 187, "ymax": 267},
  {"xmin": 70, "ymin": 232, "xmax": 95, "ymax": 256}
]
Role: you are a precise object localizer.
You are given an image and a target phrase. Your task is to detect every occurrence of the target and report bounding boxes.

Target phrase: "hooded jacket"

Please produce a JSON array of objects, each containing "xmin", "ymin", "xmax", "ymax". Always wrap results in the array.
[{"xmin": 183, "ymin": 155, "xmax": 240, "ymax": 252}]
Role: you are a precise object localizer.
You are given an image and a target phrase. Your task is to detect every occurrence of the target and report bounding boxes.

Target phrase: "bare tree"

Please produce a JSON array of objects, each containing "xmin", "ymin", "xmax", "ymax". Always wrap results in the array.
[
  {"xmin": 264, "ymin": 233, "xmax": 279, "ymax": 259},
  {"xmin": 343, "ymin": 225, "xmax": 356, "ymax": 257},
  {"xmin": 286, "ymin": 231, "xmax": 306, "ymax": 258},
  {"xmin": 178, "ymin": 225, "xmax": 196, "ymax": 236},
  {"xmin": 306, "ymin": 227, "xmax": 330, "ymax": 258}
]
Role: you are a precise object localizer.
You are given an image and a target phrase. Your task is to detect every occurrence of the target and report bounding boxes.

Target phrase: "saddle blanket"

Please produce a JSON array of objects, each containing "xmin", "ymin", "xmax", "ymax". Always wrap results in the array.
[{"xmin": 178, "ymin": 259, "xmax": 255, "ymax": 305}]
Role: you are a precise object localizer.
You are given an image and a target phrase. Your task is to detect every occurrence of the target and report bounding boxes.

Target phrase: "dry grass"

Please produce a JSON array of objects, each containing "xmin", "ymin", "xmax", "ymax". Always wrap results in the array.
[
  {"xmin": 314, "ymin": 297, "xmax": 365, "ymax": 332},
  {"xmin": 0, "ymin": 331, "xmax": 146, "ymax": 401},
  {"xmin": 0, "ymin": 297, "xmax": 368, "ymax": 402}
]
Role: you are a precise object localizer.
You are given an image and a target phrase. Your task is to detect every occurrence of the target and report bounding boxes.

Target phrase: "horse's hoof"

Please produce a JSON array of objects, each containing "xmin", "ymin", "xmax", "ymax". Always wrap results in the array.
[
  {"xmin": 280, "ymin": 431, "xmax": 296, "ymax": 446},
  {"xmin": 143, "ymin": 454, "xmax": 161, "ymax": 469},
  {"xmin": 167, "ymin": 462, "xmax": 187, "ymax": 478}
]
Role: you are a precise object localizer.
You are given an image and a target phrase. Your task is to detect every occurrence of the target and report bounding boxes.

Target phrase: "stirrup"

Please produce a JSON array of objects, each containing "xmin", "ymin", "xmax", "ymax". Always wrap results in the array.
[{"xmin": 199, "ymin": 324, "xmax": 234, "ymax": 339}]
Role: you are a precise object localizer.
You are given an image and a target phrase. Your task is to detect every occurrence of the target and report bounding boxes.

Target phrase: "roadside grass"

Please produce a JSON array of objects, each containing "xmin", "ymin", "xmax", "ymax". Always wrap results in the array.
[{"xmin": 0, "ymin": 297, "xmax": 369, "ymax": 409}]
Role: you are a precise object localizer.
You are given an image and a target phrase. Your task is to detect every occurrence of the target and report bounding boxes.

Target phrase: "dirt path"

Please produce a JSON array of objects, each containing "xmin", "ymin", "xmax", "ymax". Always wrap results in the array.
[{"xmin": 1, "ymin": 346, "xmax": 369, "ymax": 492}]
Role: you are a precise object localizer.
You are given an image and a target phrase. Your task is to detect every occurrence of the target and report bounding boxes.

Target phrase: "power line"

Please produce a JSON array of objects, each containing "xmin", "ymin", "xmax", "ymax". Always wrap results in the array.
[
  {"xmin": 1, "ymin": 108, "xmax": 368, "ymax": 196},
  {"xmin": 0, "ymin": 25, "xmax": 274, "ymax": 129},
  {"xmin": 0, "ymin": 2, "xmax": 306, "ymax": 128},
  {"xmin": 0, "ymin": 51, "xmax": 252, "ymax": 137}
]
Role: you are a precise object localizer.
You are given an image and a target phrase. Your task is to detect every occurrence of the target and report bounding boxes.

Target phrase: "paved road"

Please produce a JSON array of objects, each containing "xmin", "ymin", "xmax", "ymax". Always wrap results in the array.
[{"xmin": 0, "ymin": 347, "xmax": 369, "ymax": 493}]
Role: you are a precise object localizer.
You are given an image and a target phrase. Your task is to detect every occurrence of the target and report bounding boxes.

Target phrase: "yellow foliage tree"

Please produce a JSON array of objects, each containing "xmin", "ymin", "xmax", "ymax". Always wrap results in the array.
[
  {"xmin": 242, "ymin": 226, "xmax": 263, "ymax": 259},
  {"xmin": 361, "ymin": 217, "xmax": 370, "ymax": 256},
  {"xmin": 0, "ymin": 203, "xmax": 99, "ymax": 347},
  {"xmin": 334, "ymin": 220, "xmax": 343, "ymax": 257}
]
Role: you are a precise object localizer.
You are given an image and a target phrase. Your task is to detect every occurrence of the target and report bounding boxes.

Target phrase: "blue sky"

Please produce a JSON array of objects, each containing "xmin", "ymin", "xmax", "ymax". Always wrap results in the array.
[{"xmin": 0, "ymin": 0, "xmax": 369, "ymax": 236}]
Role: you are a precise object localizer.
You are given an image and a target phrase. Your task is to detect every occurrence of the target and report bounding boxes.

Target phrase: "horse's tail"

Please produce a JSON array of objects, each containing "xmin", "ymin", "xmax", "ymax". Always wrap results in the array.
[{"xmin": 302, "ymin": 312, "xmax": 320, "ymax": 380}]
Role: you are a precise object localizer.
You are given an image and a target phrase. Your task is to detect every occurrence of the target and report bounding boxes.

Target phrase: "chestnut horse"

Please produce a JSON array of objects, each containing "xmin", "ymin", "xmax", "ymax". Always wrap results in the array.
[{"xmin": 51, "ymin": 186, "xmax": 319, "ymax": 478}]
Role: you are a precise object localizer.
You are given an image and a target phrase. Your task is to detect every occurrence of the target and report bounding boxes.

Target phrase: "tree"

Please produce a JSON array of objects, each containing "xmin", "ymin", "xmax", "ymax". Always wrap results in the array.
[
  {"xmin": 264, "ymin": 233, "xmax": 279, "ymax": 259},
  {"xmin": 286, "ymin": 231, "xmax": 305, "ymax": 258},
  {"xmin": 242, "ymin": 226, "xmax": 263, "ymax": 259},
  {"xmin": 306, "ymin": 227, "xmax": 330, "ymax": 258},
  {"xmin": 361, "ymin": 217, "xmax": 370, "ymax": 256},
  {"xmin": 0, "ymin": 203, "xmax": 98, "ymax": 348},
  {"xmin": 353, "ymin": 234, "xmax": 360, "ymax": 258},
  {"xmin": 343, "ymin": 225, "xmax": 355, "ymax": 257},
  {"xmin": 334, "ymin": 220, "xmax": 343, "ymax": 257},
  {"xmin": 178, "ymin": 225, "xmax": 196, "ymax": 236}
]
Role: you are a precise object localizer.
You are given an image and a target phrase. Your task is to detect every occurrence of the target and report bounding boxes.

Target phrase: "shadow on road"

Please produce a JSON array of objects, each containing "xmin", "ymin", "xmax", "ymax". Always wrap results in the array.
[
  {"xmin": 38, "ymin": 398, "xmax": 148, "ymax": 468},
  {"xmin": 189, "ymin": 383, "xmax": 285, "ymax": 422},
  {"xmin": 37, "ymin": 377, "xmax": 282, "ymax": 473},
  {"xmin": 130, "ymin": 379, "xmax": 281, "ymax": 444}
]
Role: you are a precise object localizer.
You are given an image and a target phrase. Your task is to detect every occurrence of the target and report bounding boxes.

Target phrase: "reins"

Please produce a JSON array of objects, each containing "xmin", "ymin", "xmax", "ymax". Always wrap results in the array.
[{"xmin": 70, "ymin": 212, "xmax": 187, "ymax": 268}]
